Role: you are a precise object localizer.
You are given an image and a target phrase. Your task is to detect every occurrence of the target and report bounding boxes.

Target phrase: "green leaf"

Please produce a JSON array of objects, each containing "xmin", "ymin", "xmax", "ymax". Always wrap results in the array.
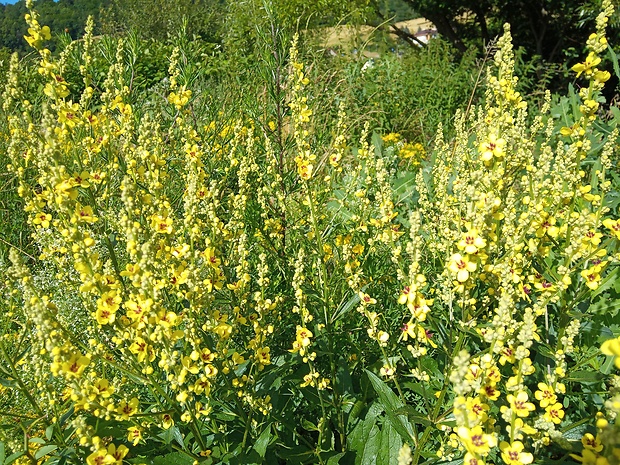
[
  {"xmin": 0, "ymin": 442, "xmax": 5, "ymax": 464},
  {"xmin": 302, "ymin": 419, "xmax": 319, "ymax": 432},
  {"xmin": 5, "ymin": 451, "xmax": 25, "ymax": 465},
  {"xmin": 34, "ymin": 445, "xmax": 58, "ymax": 460},
  {"xmin": 253, "ymin": 426, "xmax": 271, "ymax": 458},
  {"xmin": 153, "ymin": 452, "xmax": 194, "ymax": 465},
  {"xmin": 349, "ymin": 416, "xmax": 377, "ymax": 456},
  {"xmin": 326, "ymin": 452, "xmax": 346, "ymax": 465},
  {"xmin": 361, "ymin": 424, "xmax": 380, "ymax": 465},
  {"xmin": 377, "ymin": 422, "xmax": 402, "ymax": 465},
  {"xmin": 565, "ymin": 370, "xmax": 605, "ymax": 383},
  {"xmin": 608, "ymin": 44, "xmax": 620, "ymax": 82},
  {"xmin": 365, "ymin": 370, "xmax": 415, "ymax": 443}
]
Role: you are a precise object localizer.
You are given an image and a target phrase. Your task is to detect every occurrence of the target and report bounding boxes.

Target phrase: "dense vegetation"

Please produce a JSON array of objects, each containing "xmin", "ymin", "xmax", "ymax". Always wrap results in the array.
[{"xmin": 0, "ymin": 0, "xmax": 619, "ymax": 464}]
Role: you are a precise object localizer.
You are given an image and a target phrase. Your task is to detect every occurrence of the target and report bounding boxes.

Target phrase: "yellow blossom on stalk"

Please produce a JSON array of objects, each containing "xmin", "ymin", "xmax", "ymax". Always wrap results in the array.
[
  {"xmin": 465, "ymin": 396, "xmax": 490, "ymax": 424},
  {"xmin": 602, "ymin": 218, "xmax": 620, "ymax": 239},
  {"xmin": 582, "ymin": 433, "xmax": 603, "ymax": 452},
  {"xmin": 255, "ymin": 347, "xmax": 271, "ymax": 367},
  {"xmin": 125, "ymin": 297, "xmax": 152, "ymax": 323},
  {"xmin": 457, "ymin": 228, "xmax": 487, "ymax": 254},
  {"xmin": 500, "ymin": 441, "xmax": 533, "ymax": 465},
  {"xmin": 61, "ymin": 353, "xmax": 90, "ymax": 378},
  {"xmin": 58, "ymin": 102, "xmax": 80, "ymax": 128},
  {"xmin": 86, "ymin": 448, "xmax": 115, "ymax": 465},
  {"xmin": 96, "ymin": 291, "xmax": 121, "ymax": 325},
  {"xmin": 151, "ymin": 214, "xmax": 174, "ymax": 234},
  {"xmin": 457, "ymin": 425, "xmax": 497, "ymax": 456},
  {"xmin": 295, "ymin": 326, "xmax": 313, "ymax": 349},
  {"xmin": 448, "ymin": 253, "xmax": 477, "ymax": 282},
  {"xmin": 480, "ymin": 384, "xmax": 500, "ymax": 401},
  {"xmin": 91, "ymin": 378, "xmax": 114, "ymax": 399},
  {"xmin": 572, "ymin": 52, "xmax": 601, "ymax": 78},
  {"xmin": 543, "ymin": 402, "xmax": 565, "ymax": 424},
  {"xmin": 162, "ymin": 413, "xmax": 174, "ymax": 429},
  {"xmin": 581, "ymin": 261, "xmax": 606, "ymax": 290},
  {"xmin": 534, "ymin": 383, "xmax": 557, "ymax": 408},
  {"xmin": 507, "ymin": 391, "xmax": 536, "ymax": 418},
  {"xmin": 127, "ymin": 426, "xmax": 142, "ymax": 445},
  {"xmin": 73, "ymin": 204, "xmax": 98, "ymax": 224},
  {"xmin": 32, "ymin": 211, "xmax": 52, "ymax": 228},
  {"xmin": 601, "ymin": 336, "xmax": 620, "ymax": 368},
  {"xmin": 107, "ymin": 444, "xmax": 129, "ymax": 465},
  {"xmin": 168, "ymin": 88, "xmax": 192, "ymax": 109},
  {"xmin": 116, "ymin": 398, "xmax": 139, "ymax": 420},
  {"xmin": 478, "ymin": 133, "xmax": 506, "ymax": 162},
  {"xmin": 359, "ymin": 291, "xmax": 377, "ymax": 305}
]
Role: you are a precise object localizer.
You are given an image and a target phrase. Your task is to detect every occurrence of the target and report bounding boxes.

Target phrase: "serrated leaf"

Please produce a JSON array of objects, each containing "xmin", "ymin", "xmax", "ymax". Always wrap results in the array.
[
  {"xmin": 34, "ymin": 445, "xmax": 57, "ymax": 460},
  {"xmin": 365, "ymin": 370, "xmax": 415, "ymax": 443}
]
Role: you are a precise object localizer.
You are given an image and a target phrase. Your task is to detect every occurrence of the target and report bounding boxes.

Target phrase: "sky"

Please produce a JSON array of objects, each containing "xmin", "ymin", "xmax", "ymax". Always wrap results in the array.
[{"xmin": 1, "ymin": 0, "xmax": 20, "ymax": 4}]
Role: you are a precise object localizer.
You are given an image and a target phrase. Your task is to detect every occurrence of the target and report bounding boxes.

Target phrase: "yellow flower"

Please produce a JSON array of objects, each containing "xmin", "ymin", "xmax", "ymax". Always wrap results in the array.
[
  {"xmin": 457, "ymin": 425, "xmax": 497, "ymax": 456},
  {"xmin": 116, "ymin": 398, "xmax": 139, "ymax": 420},
  {"xmin": 457, "ymin": 228, "xmax": 487, "ymax": 255},
  {"xmin": 500, "ymin": 441, "xmax": 533, "ymax": 465},
  {"xmin": 32, "ymin": 211, "xmax": 52, "ymax": 228},
  {"xmin": 295, "ymin": 326, "xmax": 313, "ymax": 348},
  {"xmin": 478, "ymin": 133, "xmax": 506, "ymax": 162},
  {"xmin": 256, "ymin": 347, "xmax": 271, "ymax": 366},
  {"xmin": 107, "ymin": 444, "xmax": 129, "ymax": 465},
  {"xmin": 359, "ymin": 292, "xmax": 377, "ymax": 305},
  {"xmin": 507, "ymin": 391, "xmax": 536, "ymax": 418},
  {"xmin": 151, "ymin": 214, "xmax": 174, "ymax": 234},
  {"xmin": 602, "ymin": 218, "xmax": 620, "ymax": 240},
  {"xmin": 61, "ymin": 353, "xmax": 90, "ymax": 378},
  {"xmin": 572, "ymin": 52, "xmax": 602, "ymax": 78},
  {"xmin": 534, "ymin": 383, "xmax": 557, "ymax": 408},
  {"xmin": 127, "ymin": 426, "xmax": 142, "ymax": 445},
  {"xmin": 601, "ymin": 336, "xmax": 620, "ymax": 369},
  {"xmin": 543, "ymin": 402, "xmax": 564, "ymax": 424},
  {"xmin": 581, "ymin": 433, "xmax": 603, "ymax": 452},
  {"xmin": 86, "ymin": 448, "xmax": 115, "ymax": 465},
  {"xmin": 448, "ymin": 253, "xmax": 477, "ymax": 282}
]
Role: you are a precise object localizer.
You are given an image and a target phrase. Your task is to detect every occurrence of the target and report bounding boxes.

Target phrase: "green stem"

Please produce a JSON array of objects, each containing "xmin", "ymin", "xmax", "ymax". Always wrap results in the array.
[
  {"xmin": 0, "ymin": 338, "xmax": 43, "ymax": 417},
  {"xmin": 411, "ymin": 329, "xmax": 466, "ymax": 465}
]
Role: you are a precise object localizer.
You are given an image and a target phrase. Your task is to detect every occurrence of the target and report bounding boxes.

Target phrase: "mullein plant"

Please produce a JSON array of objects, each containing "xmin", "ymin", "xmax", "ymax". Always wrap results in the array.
[{"xmin": 1, "ymin": 0, "xmax": 620, "ymax": 464}]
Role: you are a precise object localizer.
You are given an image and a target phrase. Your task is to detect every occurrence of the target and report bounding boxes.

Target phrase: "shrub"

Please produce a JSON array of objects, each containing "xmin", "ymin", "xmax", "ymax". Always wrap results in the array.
[{"xmin": 1, "ymin": 1, "xmax": 620, "ymax": 464}]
